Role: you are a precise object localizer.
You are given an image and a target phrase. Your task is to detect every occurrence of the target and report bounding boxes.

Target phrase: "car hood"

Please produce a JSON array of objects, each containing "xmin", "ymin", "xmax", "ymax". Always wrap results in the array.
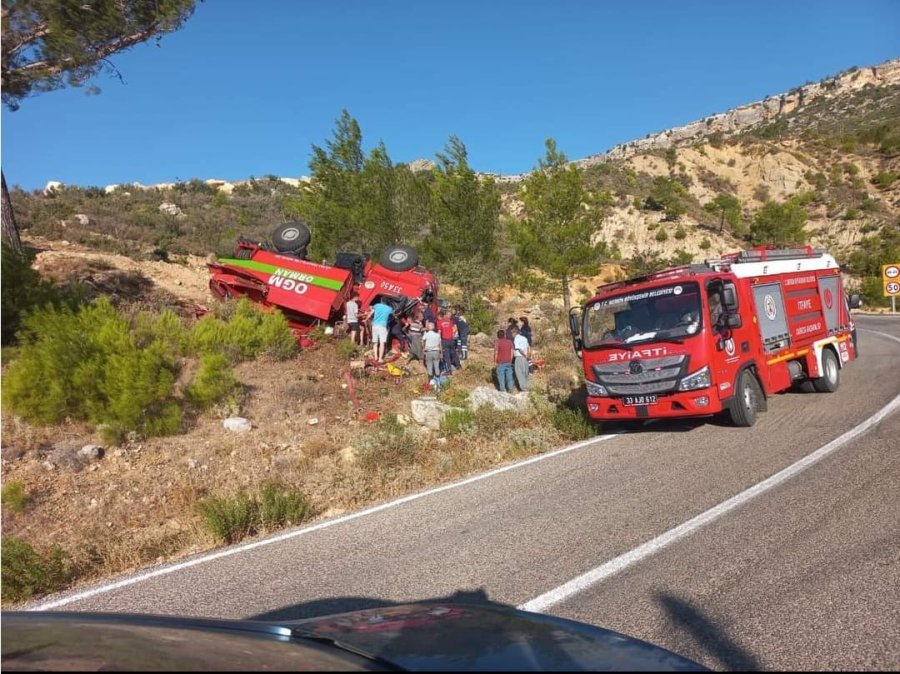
[
  {"xmin": 2, "ymin": 603, "xmax": 706, "ymax": 671},
  {"xmin": 288, "ymin": 603, "xmax": 705, "ymax": 671}
]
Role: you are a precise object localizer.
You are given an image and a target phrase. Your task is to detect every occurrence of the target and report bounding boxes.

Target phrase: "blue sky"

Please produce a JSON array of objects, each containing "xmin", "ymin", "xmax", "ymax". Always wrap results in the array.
[{"xmin": 2, "ymin": 0, "xmax": 898, "ymax": 191}]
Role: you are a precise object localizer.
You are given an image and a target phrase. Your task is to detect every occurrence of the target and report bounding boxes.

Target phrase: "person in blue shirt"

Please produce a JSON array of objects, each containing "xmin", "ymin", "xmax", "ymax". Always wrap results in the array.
[{"xmin": 369, "ymin": 299, "xmax": 394, "ymax": 362}]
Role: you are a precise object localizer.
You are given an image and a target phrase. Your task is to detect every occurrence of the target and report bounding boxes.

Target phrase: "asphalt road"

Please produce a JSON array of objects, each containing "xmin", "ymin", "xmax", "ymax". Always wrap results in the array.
[{"xmin": 32, "ymin": 315, "xmax": 900, "ymax": 671}]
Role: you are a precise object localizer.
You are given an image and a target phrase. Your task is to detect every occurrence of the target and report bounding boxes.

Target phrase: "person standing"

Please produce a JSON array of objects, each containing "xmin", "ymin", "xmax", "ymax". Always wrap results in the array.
[
  {"xmin": 422, "ymin": 320, "xmax": 442, "ymax": 381},
  {"xmin": 494, "ymin": 329, "xmax": 515, "ymax": 393},
  {"xmin": 453, "ymin": 306, "xmax": 471, "ymax": 361},
  {"xmin": 511, "ymin": 326, "xmax": 531, "ymax": 392},
  {"xmin": 406, "ymin": 306, "xmax": 424, "ymax": 365},
  {"xmin": 344, "ymin": 291, "xmax": 361, "ymax": 346},
  {"xmin": 436, "ymin": 309, "xmax": 460, "ymax": 373},
  {"xmin": 369, "ymin": 298, "xmax": 394, "ymax": 362},
  {"xmin": 518, "ymin": 316, "xmax": 532, "ymax": 346},
  {"xmin": 505, "ymin": 317, "xmax": 519, "ymax": 340}
]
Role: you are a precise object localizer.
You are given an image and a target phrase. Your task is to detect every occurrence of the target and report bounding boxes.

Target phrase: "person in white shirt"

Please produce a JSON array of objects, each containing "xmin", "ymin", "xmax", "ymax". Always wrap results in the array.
[
  {"xmin": 511, "ymin": 326, "xmax": 531, "ymax": 392},
  {"xmin": 344, "ymin": 292, "xmax": 361, "ymax": 346},
  {"xmin": 422, "ymin": 321, "xmax": 442, "ymax": 379}
]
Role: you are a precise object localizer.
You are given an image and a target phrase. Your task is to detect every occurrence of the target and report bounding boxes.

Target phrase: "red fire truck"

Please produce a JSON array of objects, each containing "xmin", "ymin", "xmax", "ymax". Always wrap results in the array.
[
  {"xmin": 207, "ymin": 222, "xmax": 438, "ymax": 339},
  {"xmin": 568, "ymin": 246, "xmax": 862, "ymax": 427}
]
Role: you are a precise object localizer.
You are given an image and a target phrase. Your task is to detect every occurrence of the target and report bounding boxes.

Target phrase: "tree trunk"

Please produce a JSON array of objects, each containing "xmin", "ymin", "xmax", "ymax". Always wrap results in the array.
[
  {"xmin": 562, "ymin": 273, "xmax": 571, "ymax": 315},
  {"xmin": 1, "ymin": 170, "xmax": 23, "ymax": 255}
]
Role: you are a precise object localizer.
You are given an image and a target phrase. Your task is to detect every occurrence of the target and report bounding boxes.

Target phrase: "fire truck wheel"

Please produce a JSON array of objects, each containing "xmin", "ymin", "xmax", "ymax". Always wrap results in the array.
[
  {"xmin": 812, "ymin": 348, "xmax": 840, "ymax": 393},
  {"xmin": 729, "ymin": 370, "xmax": 761, "ymax": 427},
  {"xmin": 272, "ymin": 221, "xmax": 312, "ymax": 253},
  {"xmin": 379, "ymin": 245, "xmax": 419, "ymax": 271}
]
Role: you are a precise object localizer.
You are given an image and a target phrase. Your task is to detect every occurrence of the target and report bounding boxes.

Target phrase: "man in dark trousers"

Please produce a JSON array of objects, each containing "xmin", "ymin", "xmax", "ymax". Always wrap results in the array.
[{"xmin": 436, "ymin": 309, "xmax": 460, "ymax": 374}]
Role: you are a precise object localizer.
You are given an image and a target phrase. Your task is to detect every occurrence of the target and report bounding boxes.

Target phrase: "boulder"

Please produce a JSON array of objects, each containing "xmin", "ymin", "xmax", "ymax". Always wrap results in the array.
[
  {"xmin": 78, "ymin": 444, "xmax": 104, "ymax": 461},
  {"xmin": 223, "ymin": 417, "xmax": 252, "ymax": 432},
  {"xmin": 468, "ymin": 386, "xmax": 532, "ymax": 413},
  {"xmin": 158, "ymin": 202, "xmax": 184, "ymax": 217},
  {"xmin": 470, "ymin": 332, "xmax": 493, "ymax": 348},
  {"xmin": 411, "ymin": 398, "xmax": 462, "ymax": 430},
  {"xmin": 73, "ymin": 213, "xmax": 90, "ymax": 226}
]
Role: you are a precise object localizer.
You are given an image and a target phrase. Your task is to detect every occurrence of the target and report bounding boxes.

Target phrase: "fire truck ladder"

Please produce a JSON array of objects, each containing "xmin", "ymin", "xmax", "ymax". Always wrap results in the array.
[{"xmin": 706, "ymin": 246, "xmax": 838, "ymax": 278}]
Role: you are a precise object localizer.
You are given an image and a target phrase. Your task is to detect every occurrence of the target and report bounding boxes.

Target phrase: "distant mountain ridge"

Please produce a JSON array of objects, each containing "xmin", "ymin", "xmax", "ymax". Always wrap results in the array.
[{"xmin": 492, "ymin": 57, "xmax": 900, "ymax": 182}]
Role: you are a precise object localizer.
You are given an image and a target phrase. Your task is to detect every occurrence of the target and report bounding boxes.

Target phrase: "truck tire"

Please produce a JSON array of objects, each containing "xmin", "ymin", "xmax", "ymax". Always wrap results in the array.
[
  {"xmin": 272, "ymin": 221, "xmax": 311, "ymax": 253},
  {"xmin": 812, "ymin": 348, "xmax": 840, "ymax": 393},
  {"xmin": 379, "ymin": 245, "xmax": 419, "ymax": 271},
  {"xmin": 729, "ymin": 370, "xmax": 761, "ymax": 427}
]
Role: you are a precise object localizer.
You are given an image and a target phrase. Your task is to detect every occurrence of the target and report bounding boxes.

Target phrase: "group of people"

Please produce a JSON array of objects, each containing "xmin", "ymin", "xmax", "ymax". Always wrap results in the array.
[
  {"xmin": 344, "ymin": 293, "xmax": 471, "ymax": 379},
  {"xmin": 345, "ymin": 295, "xmax": 534, "ymax": 393},
  {"xmin": 493, "ymin": 316, "xmax": 533, "ymax": 393}
]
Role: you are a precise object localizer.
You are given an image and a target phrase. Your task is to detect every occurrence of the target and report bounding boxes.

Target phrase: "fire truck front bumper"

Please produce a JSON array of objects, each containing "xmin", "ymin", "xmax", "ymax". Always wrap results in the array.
[{"xmin": 585, "ymin": 391, "xmax": 723, "ymax": 420}]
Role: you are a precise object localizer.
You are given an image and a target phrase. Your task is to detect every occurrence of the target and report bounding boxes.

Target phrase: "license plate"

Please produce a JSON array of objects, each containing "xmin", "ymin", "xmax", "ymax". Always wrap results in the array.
[{"xmin": 623, "ymin": 395, "xmax": 657, "ymax": 406}]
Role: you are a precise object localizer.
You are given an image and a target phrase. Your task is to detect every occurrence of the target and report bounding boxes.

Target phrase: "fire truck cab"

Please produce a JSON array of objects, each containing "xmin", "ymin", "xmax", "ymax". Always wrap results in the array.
[{"xmin": 569, "ymin": 246, "xmax": 862, "ymax": 427}]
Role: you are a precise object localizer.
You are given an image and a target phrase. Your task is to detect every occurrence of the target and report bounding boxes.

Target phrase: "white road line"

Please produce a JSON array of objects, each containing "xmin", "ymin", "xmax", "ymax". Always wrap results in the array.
[
  {"xmin": 520, "ymin": 331, "xmax": 900, "ymax": 613},
  {"xmin": 32, "ymin": 432, "xmax": 620, "ymax": 611}
]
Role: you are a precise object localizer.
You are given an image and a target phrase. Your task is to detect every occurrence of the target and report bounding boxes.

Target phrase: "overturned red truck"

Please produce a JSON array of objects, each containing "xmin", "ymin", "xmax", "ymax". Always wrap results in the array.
[
  {"xmin": 568, "ymin": 246, "xmax": 861, "ymax": 427},
  {"xmin": 207, "ymin": 221, "xmax": 438, "ymax": 339}
]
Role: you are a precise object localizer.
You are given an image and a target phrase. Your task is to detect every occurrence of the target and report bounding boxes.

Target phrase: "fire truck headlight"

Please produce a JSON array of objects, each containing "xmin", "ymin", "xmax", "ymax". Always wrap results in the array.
[
  {"xmin": 585, "ymin": 380, "xmax": 608, "ymax": 397},
  {"xmin": 679, "ymin": 365, "xmax": 711, "ymax": 391}
]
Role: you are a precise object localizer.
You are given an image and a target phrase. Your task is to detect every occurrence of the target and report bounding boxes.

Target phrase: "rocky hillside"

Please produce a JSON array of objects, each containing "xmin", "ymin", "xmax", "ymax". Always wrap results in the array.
[{"xmin": 11, "ymin": 57, "xmax": 900, "ymax": 299}]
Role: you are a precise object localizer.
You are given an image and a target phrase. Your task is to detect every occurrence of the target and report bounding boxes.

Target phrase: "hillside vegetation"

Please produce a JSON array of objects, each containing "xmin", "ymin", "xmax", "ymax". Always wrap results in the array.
[{"xmin": 2, "ymin": 59, "xmax": 899, "ymax": 604}]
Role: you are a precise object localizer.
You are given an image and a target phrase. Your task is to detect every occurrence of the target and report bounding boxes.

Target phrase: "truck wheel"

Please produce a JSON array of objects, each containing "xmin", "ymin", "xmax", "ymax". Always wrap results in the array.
[
  {"xmin": 812, "ymin": 348, "xmax": 840, "ymax": 393},
  {"xmin": 379, "ymin": 245, "xmax": 419, "ymax": 271},
  {"xmin": 272, "ymin": 221, "xmax": 311, "ymax": 253},
  {"xmin": 729, "ymin": 370, "xmax": 761, "ymax": 427}
]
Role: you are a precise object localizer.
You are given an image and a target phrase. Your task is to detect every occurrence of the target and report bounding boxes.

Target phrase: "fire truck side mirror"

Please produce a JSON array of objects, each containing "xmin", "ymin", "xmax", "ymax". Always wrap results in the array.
[
  {"xmin": 848, "ymin": 294, "xmax": 862, "ymax": 309},
  {"xmin": 722, "ymin": 285, "xmax": 738, "ymax": 312},
  {"xmin": 568, "ymin": 311, "xmax": 581, "ymax": 338},
  {"xmin": 724, "ymin": 313, "xmax": 742, "ymax": 329},
  {"xmin": 572, "ymin": 337, "xmax": 583, "ymax": 357}
]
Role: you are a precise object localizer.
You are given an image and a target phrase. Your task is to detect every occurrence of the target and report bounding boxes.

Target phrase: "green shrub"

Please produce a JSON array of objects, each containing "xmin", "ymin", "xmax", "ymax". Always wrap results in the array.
[
  {"xmin": 357, "ymin": 417, "xmax": 423, "ymax": 470},
  {"xmin": 507, "ymin": 427, "xmax": 553, "ymax": 453},
  {"xmin": 674, "ymin": 225, "xmax": 687, "ymax": 240},
  {"xmin": 185, "ymin": 354, "xmax": 238, "ymax": 410},
  {"xmin": 551, "ymin": 406, "xmax": 596, "ymax": 440},
  {"xmin": 188, "ymin": 300, "xmax": 297, "ymax": 361},
  {"xmin": 2, "ymin": 298, "xmax": 181, "ymax": 442},
  {"xmin": 699, "ymin": 237, "xmax": 712, "ymax": 250},
  {"xmin": 1, "ymin": 243, "xmax": 80, "ymax": 346},
  {"xmin": 844, "ymin": 207, "xmax": 860, "ymax": 220},
  {"xmin": 439, "ymin": 386, "xmax": 469, "ymax": 408},
  {"xmin": 655, "ymin": 228, "xmax": 669, "ymax": 242},
  {"xmin": 197, "ymin": 483, "xmax": 312, "ymax": 545},
  {"xmin": 1, "ymin": 536, "xmax": 73, "ymax": 604},
  {"xmin": 258, "ymin": 482, "xmax": 311, "ymax": 529},
  {"xmin": 336, "ymin": 338, "xmax": 359, "ymax": 360},
  {"xmin": 472, "ymin": 407, "xmax": 520, "ymax": 435},
  {"xmin": 871, "ymin": 171, "xmax": 898, "ymax": 189},
  {"xmin": 132, "ymin": 309, "xmax": 187, "ymax": 351},
  {"xmin": 1, "ymin": 480, "xmax": 28, "ymax": 514},
  {"xmin": 197, "ymin": 491, "xmax": 257, "ymax": 544},
  {"xmin": 440, "ymin": 408, "xmax": 476, "ymax": 436},
  {"xmin": 465, "ymin": 296, "xmax": 495, "ymax": 336}
]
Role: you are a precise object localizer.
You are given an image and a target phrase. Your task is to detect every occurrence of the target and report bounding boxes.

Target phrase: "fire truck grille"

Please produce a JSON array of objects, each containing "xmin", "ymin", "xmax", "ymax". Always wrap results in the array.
[
  {"xmin": 606, "ymin": 380, "xmax": 677, "ymax": 395},
  {"xmin": 592, "ymin": 354, "xmax": 687, "ymax": 396}
]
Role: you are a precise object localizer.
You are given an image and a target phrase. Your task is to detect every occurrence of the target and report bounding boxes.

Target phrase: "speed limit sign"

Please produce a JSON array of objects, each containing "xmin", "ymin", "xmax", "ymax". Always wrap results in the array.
[{"xmin": 884, "ymin": 264, "xmax": 900, "ymax": 297}]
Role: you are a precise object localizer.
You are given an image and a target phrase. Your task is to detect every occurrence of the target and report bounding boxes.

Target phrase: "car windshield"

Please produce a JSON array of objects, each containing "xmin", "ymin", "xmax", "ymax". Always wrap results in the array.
[{"xmin": 582, "ymin": 282, "xmax": 703, "ymax": 348}]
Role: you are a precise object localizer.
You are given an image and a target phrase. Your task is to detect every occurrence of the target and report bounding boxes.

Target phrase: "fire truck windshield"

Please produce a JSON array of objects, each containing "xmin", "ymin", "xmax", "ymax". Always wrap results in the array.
[{"xmin": 582, "ymin": 282, "xmax": 703, "ymax": 348}]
